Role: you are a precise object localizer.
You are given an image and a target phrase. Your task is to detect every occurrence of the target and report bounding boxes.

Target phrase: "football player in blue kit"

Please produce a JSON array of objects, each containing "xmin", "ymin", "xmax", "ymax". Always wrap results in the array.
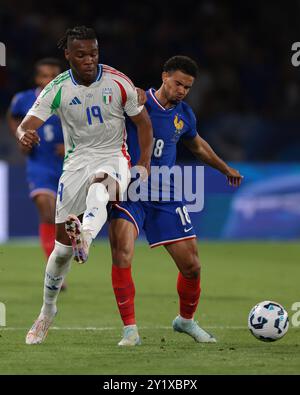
[
  {"xmin": 7, "ymin": 58, "xmax": 67, "ymax": 289},
  {"xmin": 109, "ymin": 56, "xmax": 243, "ymax": 346}
]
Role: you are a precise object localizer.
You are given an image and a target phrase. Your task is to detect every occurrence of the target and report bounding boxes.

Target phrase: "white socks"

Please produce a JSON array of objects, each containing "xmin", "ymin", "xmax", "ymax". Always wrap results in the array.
[
  {"xmin": 41, "ymin": 183, "xmax": 109, "ymax": 317},
  {"xmin": 41, "ymin": 240, "xmax": 73, "ymax": 317},
  {"xmin": 82, "ymin": 183, "xmax": 109, "ymax": 239}
]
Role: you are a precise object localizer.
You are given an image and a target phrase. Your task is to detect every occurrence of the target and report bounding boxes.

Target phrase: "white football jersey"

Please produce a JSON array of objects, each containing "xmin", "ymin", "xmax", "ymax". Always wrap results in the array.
[{"xmin": 28, "ymin": 64, "xmax": 142, "ymax": 171}]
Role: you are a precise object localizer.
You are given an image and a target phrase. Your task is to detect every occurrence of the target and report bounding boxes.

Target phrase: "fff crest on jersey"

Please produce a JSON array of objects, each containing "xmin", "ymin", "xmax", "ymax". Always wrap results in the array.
[
  {"xmin": 102, "ymin": 87, "xmax": 113, "ymax": 104},
  {"xmin": 172, "ymin": 114, "xmax": 184, "ymax": 141}
]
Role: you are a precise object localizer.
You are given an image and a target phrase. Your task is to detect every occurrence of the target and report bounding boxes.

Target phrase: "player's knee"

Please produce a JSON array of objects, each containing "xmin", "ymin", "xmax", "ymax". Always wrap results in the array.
[
  {"xmin": 87, "ymin": 182, "xmax": 109, "ymax": 204},
  {"xmin": 92, "ymin": 174, "xmax": 120, "ymax": 201},
  {"xmin": 111, "ymin": 244, "xmax": 132, "ymax": 268},
  {"xmin": 181, "ymin": 253, "xmax": 201, "ymax": 279},
  {"xmin": 53, "ymin": 240, "xmax": 73, "ymax": 265}
]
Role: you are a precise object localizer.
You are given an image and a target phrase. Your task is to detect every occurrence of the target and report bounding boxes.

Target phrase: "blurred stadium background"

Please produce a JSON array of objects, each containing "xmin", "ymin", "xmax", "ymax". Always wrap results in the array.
[
  {"xmin": 1, "ymin": 0, "xmax": 300, "ymax": 242},
  {"xmin": 1, "ymin": 0, "xmax": 300, "ymax": 376}
]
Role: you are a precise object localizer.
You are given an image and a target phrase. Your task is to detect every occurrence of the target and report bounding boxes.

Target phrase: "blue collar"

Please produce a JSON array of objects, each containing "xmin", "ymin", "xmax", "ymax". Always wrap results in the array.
[
  {"xmin": 148, "ymin": 88, "xmax": 176, "ymax": 111},
  {"xmin": 69, "ymin": 64, "xmax": 103, "ymax": 86}
]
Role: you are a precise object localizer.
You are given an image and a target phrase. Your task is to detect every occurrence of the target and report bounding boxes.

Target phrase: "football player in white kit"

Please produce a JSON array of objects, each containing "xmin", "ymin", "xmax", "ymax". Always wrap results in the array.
[{"xmin": 16, "ymin": 26, "xmax": 153, "ymax": 344}]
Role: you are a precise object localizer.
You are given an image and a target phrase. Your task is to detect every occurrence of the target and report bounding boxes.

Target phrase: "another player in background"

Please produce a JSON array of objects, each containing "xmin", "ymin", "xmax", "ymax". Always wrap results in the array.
[
  {"xmin": 7, "ymin": 58, "xmax": 67, "ymax": 290},
  {"xmin": 17, "ymin": 26, "xmax": 153, "ymax": 345},
  {"xmin": 109, "ymin": 56, "xmax": 243, "ymax": 346}
]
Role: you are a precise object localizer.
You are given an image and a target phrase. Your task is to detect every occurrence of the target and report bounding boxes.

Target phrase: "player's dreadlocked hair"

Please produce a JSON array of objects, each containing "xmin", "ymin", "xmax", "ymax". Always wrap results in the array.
[
  {"xmin": 57, "ymin": 26, "xmax": 97, "ymax": 50},
  {"xmin": 163, "ymin": 56, "xmax": 199, "ymax": 78}
]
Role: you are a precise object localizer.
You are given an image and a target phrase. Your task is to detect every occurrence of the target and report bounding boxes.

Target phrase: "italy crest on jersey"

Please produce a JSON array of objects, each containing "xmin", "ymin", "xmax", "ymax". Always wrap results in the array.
[
  {"xmin": 102, "ymin": 87, "xmax": 112, "ymax": 104},
  {"xmin": 172, "ymin": 114, "xmax": 184, "ymax": 141}
]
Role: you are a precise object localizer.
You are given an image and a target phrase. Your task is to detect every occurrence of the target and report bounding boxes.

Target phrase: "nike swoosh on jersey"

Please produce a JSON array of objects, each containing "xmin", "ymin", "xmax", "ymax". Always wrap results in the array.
[{"xmin": 184, "ymin": 227, "xmax": 193, "ymax": 233}]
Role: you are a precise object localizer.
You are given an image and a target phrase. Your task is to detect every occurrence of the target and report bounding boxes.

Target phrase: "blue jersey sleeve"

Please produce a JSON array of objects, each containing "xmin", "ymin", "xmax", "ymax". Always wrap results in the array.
[
  {"xmin": 182, "ymin": 106, "xmax": 198, "ymax": 140},
  {"xmin": 10, "ymin": 93, "xmax": 26, "ymax": 117}
]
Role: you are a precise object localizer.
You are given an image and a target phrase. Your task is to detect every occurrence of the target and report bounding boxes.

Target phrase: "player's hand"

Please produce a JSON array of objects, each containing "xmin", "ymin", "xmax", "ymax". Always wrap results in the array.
[
  {"xmin": 18, "ymin": 129, "xmax": 40, "ymax": 149},
  {"xmin": 55, "ymin": 143, "xmax": 65, "ymax": 158},
  {"xmin": 225, "ymin": 167, "xmax": 243, "ymax": 187},
  {"xmin": 136, "ymin": 88, "xmax": 147, "ymax": 106},
  {"xmin": 137, "ymin": 155, "xmax": 151, "ymax": 181}
]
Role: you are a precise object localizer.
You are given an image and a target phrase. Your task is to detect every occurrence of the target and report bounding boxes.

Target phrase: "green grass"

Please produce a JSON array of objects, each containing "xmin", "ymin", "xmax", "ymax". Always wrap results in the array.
[{"xmin": 0, "ymin": 241, "xmax": 300, "ymax": 375}]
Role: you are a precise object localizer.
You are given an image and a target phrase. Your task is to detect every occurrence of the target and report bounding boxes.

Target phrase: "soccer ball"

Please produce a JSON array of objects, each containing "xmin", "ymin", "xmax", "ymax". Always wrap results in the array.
[{"xmin": 248, "ymin": 301, "xmax": 289, "ymax": 342}]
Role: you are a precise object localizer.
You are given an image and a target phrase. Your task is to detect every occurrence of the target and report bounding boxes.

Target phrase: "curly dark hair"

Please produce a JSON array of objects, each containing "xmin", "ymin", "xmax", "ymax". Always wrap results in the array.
[{"xmin": 163, "ymin": 56, "xmax": 198, "ymax": 78}]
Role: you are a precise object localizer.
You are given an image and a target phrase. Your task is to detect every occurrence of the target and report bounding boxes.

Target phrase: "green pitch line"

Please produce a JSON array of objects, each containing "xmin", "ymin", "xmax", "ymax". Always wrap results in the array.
[{"xmin": 0, "ymin": 241, "xmax": 300, "ymax": 375}]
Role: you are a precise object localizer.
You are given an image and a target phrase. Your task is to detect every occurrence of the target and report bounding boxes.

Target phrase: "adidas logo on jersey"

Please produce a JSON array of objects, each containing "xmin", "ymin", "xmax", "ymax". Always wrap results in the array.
[{"xmin": 69, "ymin": 96, "xmax": 82, "ymax": 105}]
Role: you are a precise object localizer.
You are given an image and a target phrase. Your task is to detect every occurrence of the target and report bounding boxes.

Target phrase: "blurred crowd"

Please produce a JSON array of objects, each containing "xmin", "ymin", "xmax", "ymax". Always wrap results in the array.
[{"xmin": 1, "ymin": 0, "xmax": 300, "ymax": 163}]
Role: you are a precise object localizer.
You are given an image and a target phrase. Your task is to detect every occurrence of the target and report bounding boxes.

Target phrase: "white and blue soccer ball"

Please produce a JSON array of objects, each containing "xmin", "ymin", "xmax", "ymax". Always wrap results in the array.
[{"xmin": 248, "ymin": 301, "xmax": 289, "ymax": 342}]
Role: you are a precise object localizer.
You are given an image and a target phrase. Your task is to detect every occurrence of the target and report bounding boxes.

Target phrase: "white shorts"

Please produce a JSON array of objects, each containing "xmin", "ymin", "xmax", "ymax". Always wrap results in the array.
[{"xmin": 55, "ymin": 155, "xmax": 130, "ymax": 223}]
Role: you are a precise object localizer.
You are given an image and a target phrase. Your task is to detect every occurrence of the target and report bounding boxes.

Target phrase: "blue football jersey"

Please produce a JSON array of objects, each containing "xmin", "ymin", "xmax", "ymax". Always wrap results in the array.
[
  {"xmin": 126, "ymin": 88, "xmax": 198, "ymax": 199},
  {"xmin": 10, "ymin": 88, "xmax": 64, "ymax": 175}
]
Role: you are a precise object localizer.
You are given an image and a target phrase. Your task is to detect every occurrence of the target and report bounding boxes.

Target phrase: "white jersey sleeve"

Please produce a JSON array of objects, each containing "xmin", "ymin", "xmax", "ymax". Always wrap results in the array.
[
  {"xmin": 107, "ymin": 69, "xmax": 143, "ymax": 117},
  {"xmin": 27, "ymin": 72, "xmax": 67, "ymax": 121},
  {"xmin": 123, "ymin": 82, "xmax": 143, "ymax": 117}
]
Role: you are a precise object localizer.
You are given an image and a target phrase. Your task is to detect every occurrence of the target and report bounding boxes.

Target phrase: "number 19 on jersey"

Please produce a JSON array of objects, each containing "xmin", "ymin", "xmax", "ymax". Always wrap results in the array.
[{"xmin": 86, "ymin": 106, "xmax": 103, "ymax": 125}]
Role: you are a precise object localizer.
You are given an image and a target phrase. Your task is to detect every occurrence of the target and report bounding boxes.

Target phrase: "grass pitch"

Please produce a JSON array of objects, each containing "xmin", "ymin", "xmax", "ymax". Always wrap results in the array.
[{"xmin": 0, "ymin": 240, "xmax": 299, "ymax": 375}]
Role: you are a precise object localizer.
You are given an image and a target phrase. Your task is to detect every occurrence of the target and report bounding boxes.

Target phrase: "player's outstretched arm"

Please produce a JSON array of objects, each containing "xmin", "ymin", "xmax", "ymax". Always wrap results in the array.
[
  {"xmin": 7, "ymin": 110, "xmax": 32, "ymax": 154},
  {"xmin": 136, "ymin": 88, "xmax": 147, "ymax": 106},
  {"xmin": 16, "ymin": 115, "xmax": 44, "ymax": 150},
  {"xmin": 7, "ymin": 110, "xmax": 22, "ymax": 137},
  {"xmin": 184, "ymin": 134, "xmax": 243, "ymax": 187},
  {"xmin": 130, "ymin": 107, "xmax": 153, "ymax": 178}
]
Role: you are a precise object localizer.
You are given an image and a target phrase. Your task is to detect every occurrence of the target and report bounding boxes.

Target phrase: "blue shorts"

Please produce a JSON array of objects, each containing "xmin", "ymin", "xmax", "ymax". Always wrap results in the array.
[
  {"xmin": 27, "ymin": 168, "xmax": 60, "ymax": 199},
  {"xmin": 110, "ymin": 200, "xmax": 196, "ymax": 248}
]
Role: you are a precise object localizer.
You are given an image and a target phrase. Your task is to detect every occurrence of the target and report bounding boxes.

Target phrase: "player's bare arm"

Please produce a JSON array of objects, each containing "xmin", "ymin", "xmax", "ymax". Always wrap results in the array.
[
  {"xmin": 55, "ymin": 143, "xmax": 65, "ymax": 157},
  {"xmin": 16, "ymin": 115, "xmax": 43, "ymax": 149},
  {"xmin": 184, "ymin": 134, "xmax": 243, "ymax": 187},
  {"xmin": 136, "ymin": 87, "xmax": 147, "ymax": 106},
  {"xmin": 7, "ymin": 110, "xmax": 22, "ymax": 137},
  {"xmin": 7, "ymin": 110, "xmax": 32, "ymax": 154},
  {"xmin": 129, "ymin": 107, "xmax": 153, "ymax": 177}
]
